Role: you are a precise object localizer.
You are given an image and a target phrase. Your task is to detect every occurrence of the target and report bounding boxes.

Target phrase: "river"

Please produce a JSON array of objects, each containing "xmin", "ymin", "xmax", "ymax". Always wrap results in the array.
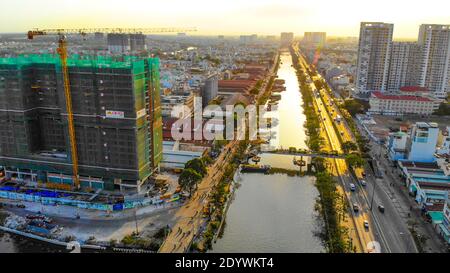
[{"xmin": 211, "ymin": 51, "xmax": 324, "ymax": 252}]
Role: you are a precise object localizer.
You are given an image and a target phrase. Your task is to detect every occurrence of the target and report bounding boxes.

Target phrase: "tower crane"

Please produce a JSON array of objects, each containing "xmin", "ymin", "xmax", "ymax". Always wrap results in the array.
[{"xmin": 27, "ymin": 27, "xmax": 196, "ymax": 189}]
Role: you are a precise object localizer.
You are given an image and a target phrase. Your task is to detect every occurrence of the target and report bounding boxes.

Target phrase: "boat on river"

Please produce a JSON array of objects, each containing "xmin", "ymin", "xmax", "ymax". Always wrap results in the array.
[{"xmin": 240, "ymin": 164, "xmax": 271, "ymax": 174}]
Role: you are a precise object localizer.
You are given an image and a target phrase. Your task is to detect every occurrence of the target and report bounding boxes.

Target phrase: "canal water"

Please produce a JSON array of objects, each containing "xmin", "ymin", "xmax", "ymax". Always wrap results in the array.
[{"xmin": 211, "ymin": 52, "xmax": 324, "ymax": 252}]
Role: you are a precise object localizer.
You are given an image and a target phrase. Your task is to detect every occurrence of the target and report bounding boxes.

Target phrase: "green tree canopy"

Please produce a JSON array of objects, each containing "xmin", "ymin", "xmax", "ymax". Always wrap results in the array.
[
  {"xmin": 343, "ymin": 99, "xmax": 365, "ymax": 116},
  {"xmin": 433, "ymin": 102, "xmax": 450, "ymax": 116},
  {"xmin": 345, "ymin": 154, "xmax": 364, "ymax": 168},
  {"xmin": 184, "ymin": 158, "xmax": 207, "ymax": 177},
  {"xmin": 178, "ymin": 169, "xmax": 202, "ymax": 197},
  {"xmin": 342, "ymin": 141, "xmax": 358, "ymax": 153}
]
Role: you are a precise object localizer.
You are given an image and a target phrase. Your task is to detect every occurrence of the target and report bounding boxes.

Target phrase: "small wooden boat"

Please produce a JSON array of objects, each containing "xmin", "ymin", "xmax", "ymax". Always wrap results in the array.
[{"xmin": 251, "ymin": 155, "xmax": 261, "ymax": 163}]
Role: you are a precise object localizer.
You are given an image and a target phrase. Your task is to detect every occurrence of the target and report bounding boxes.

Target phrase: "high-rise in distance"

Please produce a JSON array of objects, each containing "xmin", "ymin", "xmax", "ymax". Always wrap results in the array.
[
  {"xmin": 356, "ymin": 22, "xmax": 450, "ymax": 99},
  {"xmin": 418, "ymin": 24, "xmax": 450, "ymax": 98},
  {"xmin": 280, "ymin": 32, "xmax": 294, "ymax": 47},
  {"xmin": 356, "ymin": 22, "xmax": 394, "ymax": 95}
]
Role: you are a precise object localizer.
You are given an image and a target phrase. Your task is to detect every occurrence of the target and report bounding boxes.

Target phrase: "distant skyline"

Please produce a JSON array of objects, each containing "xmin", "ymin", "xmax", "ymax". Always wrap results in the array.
[{"xmin": 1, "ymin": 0, "xmax": 449, "ymax": 38}]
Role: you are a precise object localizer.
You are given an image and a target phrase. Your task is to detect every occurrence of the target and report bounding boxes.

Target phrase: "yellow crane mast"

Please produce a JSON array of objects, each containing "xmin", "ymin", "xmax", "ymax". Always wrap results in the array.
[{"xmin": 27, "ymin": 27, "xmax": 196, "ymax": 189}]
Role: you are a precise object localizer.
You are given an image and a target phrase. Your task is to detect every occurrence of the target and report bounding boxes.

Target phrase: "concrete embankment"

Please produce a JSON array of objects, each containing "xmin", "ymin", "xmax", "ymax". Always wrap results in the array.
[{"xmin": 0, "ymin": 225, "xmax": 105, "ymax": 251}]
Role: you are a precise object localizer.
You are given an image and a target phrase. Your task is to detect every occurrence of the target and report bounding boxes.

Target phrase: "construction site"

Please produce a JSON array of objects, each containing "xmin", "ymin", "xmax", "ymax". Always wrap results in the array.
[{"xmin": 0, "ymin": 53, "xmax": 163, "ymax": 192}]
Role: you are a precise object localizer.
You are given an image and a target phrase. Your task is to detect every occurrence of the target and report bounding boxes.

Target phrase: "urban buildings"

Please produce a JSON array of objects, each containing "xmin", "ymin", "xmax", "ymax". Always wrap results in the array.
[
  {"xmin": 398, "ymin": 160, "xmax": 450, "ymax": 220},
  {"xmin": 437, "ymin": 127, "xmax": 450, "ymax": 155},
  {"xmin": 107, "ymin": 33, "xmax": 147, "ymax": 53},
  {"xmin": 107, "ymin": 33, "xmax": 131, "ymax": 53},
  {"xmin": 303, "ymin": 32, "xmax": 327, "ymax": 47},
  {"xmin": 386, "ymin": 122, "xmax": 440, "ymax": 162},
  {"xmin": 356, "ymin": 23, "xmax": 450, "ymax": 98},
  {"xmin": 387, "ymin": 131, "xmax": 409, "ymax": 161},
  {"xmin": 407, "ymin": 122, "xmax": 440, "ymax": 162},
  {"xmin": 385, "ymin": 121, "xmax": 450, "ymax": 243},
  {"xmin": 280, "ymin": 32, "xmax": 294, "ymax": 47},
  {"xmin": 239, "ymin": 35, "xmax": 258, "ymax": 44},
  {"xmin": 439, "ymin": 203, "xmax": 450, "ymax": 244},
  {"xmin": 200, "ymin": 74, "xmax": 219, "ymax": 107},
  {"xmin": 356, "ymin": 22, "xmax": 393, "ymax": 95},
  {"xmin": 0, "ymin": 54, "xmax": 162, "ymax": 192},
  {"xmin": 369, "ymin": 87, "xmax": 441, "ymax": 116}
]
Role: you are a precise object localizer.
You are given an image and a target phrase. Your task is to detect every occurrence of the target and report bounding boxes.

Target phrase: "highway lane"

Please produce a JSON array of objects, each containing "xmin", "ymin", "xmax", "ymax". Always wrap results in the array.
[
  {"xmin": 313, "ymin": 86, "xmax": 378, "ymax": 252},
  {"xmin": 294, "ymin": 51, "xmax": 378, "ymax": 252},
  {"xmin": 311, "ymin": 62, "xmax": 417, "ymax": 253}
]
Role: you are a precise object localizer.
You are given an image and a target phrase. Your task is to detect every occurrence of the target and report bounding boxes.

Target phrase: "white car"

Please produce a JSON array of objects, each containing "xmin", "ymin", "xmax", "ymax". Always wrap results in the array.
[
  {"xmin": 350, "ymin": 183, "xmax": 356, "ymax": 191},
  {"xmin": 364, "ymin": 220, "xmax": 369, "ymax": 229},
  {"xmin": 360, "ymin": 180, "xmax": 367, "ymax": 186}
]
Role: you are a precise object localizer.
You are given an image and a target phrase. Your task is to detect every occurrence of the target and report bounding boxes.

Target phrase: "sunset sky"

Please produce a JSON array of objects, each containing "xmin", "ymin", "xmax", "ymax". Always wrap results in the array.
[{"xmin": 1, "ymin": 0, "xmax": 449, "ymax": 38}]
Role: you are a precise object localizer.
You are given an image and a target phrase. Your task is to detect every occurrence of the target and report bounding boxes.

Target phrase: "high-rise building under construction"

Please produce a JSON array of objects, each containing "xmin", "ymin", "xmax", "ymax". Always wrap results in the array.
[{"xmin": 0, "ymin": 54, "xmax": 162, "ymax": 191}]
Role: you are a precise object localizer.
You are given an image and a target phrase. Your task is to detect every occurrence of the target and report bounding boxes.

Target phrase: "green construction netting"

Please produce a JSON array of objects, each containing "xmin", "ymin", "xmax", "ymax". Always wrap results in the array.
[{"xmin": 0, "ymin": 54, "xmax": 154, "ymax": 70}]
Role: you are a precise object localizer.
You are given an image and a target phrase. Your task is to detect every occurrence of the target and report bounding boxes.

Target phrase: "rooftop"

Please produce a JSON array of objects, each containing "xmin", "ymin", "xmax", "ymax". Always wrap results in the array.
[
  {"xmin": 372, "ymin": 91, "xmax": 432, "ymax": 102},
  {"xmin": 399, "ymin": 86, "xmax": 429, "ymax": 92},
  {"xmin": 219, "ymin": 80, "xmax": 256, "ymax": 88}
]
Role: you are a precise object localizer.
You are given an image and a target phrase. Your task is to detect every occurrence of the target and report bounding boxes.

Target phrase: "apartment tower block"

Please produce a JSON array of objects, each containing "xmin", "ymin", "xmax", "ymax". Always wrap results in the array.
[{"xmin": 0, "ymin": 54, "xmax": 162, "ymax": 191}]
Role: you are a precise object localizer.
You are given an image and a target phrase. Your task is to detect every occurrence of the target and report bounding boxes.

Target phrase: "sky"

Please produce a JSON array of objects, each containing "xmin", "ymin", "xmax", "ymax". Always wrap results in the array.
[{"xmin": 1, "ymin": 0, "xmax": 449, "ymax": 38}]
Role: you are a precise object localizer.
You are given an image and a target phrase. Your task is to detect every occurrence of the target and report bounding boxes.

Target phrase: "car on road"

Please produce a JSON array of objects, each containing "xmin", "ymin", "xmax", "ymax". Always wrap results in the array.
[
  {"xmin": 350, "ymin": 183, "xmax": 356, "ymax": 191},
  {"xmin": 378, "ymin": 205, "xmax": 385, "ymax": 213},
  {"xmin": 364, "ymin": 220, "xmax": 369, "ymax": 229},
  {"xmin": 353, "ymin": 203, "xmax": 359, "ymax": 213},
  {"xmin": 360, "ymin": 179, "xmax": 367, "ymax": 186}
]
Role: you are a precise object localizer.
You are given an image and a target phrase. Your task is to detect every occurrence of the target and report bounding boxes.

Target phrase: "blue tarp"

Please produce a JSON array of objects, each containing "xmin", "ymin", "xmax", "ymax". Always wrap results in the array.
[
  {"xmin": 113, "ymin": 203, "xmax": 123, "ymax": 211},
  {"xmin": 0, "ymin": 186, "xmax": 18, "ymax": 191}
]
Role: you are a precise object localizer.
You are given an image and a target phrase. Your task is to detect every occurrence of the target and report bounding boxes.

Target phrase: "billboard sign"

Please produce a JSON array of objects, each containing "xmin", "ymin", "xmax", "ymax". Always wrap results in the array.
[{"xmin": 105, "ymin": 110, "xmax": 125, "ymax": 119}]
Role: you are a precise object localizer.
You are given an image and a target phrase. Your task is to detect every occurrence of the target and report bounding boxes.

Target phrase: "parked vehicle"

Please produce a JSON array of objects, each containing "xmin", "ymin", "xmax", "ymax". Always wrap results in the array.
[
  {"xmin": 353, "ymin": 203, "xmax": 359, "ymax": 212},
  {"xmin": 350, "ymin": 183, "xmax": 356, "ymax": 191},
  {"xmin": 378, "ymin": 205, "xmax": 385, "ymax": 213},
  {"xmin": 360, "ymin": 179, "xmax": 367, "ymax": 187}
]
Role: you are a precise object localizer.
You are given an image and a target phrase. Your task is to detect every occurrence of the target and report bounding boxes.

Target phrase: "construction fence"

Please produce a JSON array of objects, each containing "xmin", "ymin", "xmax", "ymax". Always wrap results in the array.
[{"xmin": 0, "ymin": 189, "xmax": 178, "ymax": 211}]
